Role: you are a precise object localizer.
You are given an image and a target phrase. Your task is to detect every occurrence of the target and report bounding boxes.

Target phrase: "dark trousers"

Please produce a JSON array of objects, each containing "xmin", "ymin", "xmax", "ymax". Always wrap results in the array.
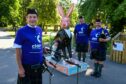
[{"xmin": 17, "ymin": 64, "xmax": 42, "ymax": 84}]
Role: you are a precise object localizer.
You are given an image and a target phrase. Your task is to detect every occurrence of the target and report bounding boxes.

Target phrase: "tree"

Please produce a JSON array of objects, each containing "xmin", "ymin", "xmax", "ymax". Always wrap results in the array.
[
  {"xmin": 79, "ymin": 0, "xmax": 126, "ymax": 37},
  {"xmin": 19, "ymin": 0, "xmax": 32, "ymax": 25},
  {"xmin": 0, "ymin": 0, "xmax": 78, "ymax": 29},
  {"xmin": 0, "ymin": 0, "xmax": 20, "ymax": 27},
  {"xmin": 9, "ymin": 0, "xmax": 20, "ymax": 27},
  {"xmin": 29, "ymin": 0, "xmax": 59, "ymax": 26}
]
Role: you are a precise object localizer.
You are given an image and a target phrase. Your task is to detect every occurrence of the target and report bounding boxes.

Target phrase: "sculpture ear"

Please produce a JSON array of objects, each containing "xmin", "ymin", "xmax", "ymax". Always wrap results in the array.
[
  {"xmin": 66, "ymin": 3, "xmax": 74, "ymax": 17},
  {"xmin": 57, "ymin": 4, "xmax": 65, "ymax": 18}
]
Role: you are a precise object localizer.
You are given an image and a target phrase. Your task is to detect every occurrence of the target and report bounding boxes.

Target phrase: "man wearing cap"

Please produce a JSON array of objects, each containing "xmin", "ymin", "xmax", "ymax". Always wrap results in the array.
[
  {"xmin": 74, "ymin": 16, "xmax": 90, "ymax": 62},
  {"xmin": 90, "ymin": 19, "xmax": 110, "ymax": 78},
  {"xmin": 13, "ymin": 8, "xmax": 44, "ymax": 84}
]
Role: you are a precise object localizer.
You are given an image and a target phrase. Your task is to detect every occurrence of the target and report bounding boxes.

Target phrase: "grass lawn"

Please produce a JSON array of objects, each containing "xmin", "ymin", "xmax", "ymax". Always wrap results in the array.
[
  {"xmin": 5, "ymin": 31, "xmax": 16, "ymax": 37},
  {"xmin": 6, "ymin": 31, "xmax": 15, "ymax": 35}
]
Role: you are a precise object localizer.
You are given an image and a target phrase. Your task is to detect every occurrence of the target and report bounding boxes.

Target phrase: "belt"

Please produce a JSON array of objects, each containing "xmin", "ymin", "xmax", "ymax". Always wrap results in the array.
[{"xmin": 23, "ymin": 63, "xmax": 42, "ymax": 70}]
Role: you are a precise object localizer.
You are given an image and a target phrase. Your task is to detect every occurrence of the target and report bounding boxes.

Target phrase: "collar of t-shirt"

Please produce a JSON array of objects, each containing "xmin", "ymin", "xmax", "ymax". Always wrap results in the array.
[
  {"xmin": 79, "ymin": 22, "xmax": 85, "ymax": 24},
  {"xmin": 64, "ymin": 29, "xmax": 71, "ymax": 38},
  {"xmin": 27, "ymin": 24, "xmax": 37, "ymax": 28},
  {"xmin": 96, "ymin": 27, "xmax": 102, "ymax": 29}
]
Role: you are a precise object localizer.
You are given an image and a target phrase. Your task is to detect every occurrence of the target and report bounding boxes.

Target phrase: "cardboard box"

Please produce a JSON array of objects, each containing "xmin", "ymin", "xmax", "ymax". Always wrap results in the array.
[{"xmin": 45, "ymin": 56, "xmax": 89, "ymax": 76}]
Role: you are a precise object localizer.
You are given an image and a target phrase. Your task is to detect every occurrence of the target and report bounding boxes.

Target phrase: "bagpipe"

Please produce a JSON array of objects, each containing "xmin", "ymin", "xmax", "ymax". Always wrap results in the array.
[
  {"xmin": 98, "ymin": 29, "xmax": 107, "ymax": 48},
  {"xmin": 31, "ymin": 56, "xmax": 53, "ymax": 76},
  {"xmin": 90, "ymin": 29, "xmax": 107, "ymax": 59}
]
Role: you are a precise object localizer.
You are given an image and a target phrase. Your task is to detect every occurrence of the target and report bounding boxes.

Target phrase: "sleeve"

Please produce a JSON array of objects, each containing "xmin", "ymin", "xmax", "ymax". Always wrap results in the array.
[
  {"xmin": 89, "ymin": 30, "xmax": 93, "ymax": 41},
  {"xmin": 87, "ymin": 24, "xmax": 92, "ymax": 37},
  {"xmin": 13, "ymin": 29, "xmax": 24, "ymax": 48}
]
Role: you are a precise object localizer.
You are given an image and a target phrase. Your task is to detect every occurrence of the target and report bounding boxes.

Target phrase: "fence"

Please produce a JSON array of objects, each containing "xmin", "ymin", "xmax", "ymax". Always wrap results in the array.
[{"xmin": 110, "ymin": 32, "xmax": 126, "ymax": 64}]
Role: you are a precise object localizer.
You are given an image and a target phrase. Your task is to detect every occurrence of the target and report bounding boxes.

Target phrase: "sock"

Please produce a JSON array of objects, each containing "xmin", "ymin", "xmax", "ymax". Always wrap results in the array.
[
  {"xmin": 78, "ymin": 52, "xmax": 81, "ymax": 61},
  {"xmin": 82, "ymin": 53, "xmax": 86, "ymax": 62}
]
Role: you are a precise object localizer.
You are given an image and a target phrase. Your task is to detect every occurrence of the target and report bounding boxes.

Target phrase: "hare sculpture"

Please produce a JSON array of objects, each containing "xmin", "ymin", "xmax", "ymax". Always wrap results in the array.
[{"xmin": 51, "ymin": 2, "xmax": 75, "ymax": 62}]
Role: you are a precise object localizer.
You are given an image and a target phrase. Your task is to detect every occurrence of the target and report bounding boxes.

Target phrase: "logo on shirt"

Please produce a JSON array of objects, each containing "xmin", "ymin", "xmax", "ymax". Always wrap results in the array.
[
  {"xmin": 95, "ymin": 33, "xmax": 99, "ymax": 37},
  {"xmin": 32, "ymin": 44, "xmax": 41, "ymax": 49},
  {"xmin": 79, "ymin": 27, "xmax": 84, "ymax": 34},
  {"xmin": 37, "ymin": 35, "xmax": 41, "ymax": 43}
]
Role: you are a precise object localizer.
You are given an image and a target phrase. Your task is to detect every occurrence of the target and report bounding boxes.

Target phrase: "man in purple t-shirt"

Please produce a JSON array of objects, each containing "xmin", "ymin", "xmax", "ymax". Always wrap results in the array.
[
  {"xmin": 74, "ymin": 16, "xmax": 89, "ymax": 62},
  {"xmin": 90, "ymin": 19, "xmax": 110, "ymax": 78},
  {"xmin": 13, "ymin": 9, "xmax": 43, "ymax": 84}
]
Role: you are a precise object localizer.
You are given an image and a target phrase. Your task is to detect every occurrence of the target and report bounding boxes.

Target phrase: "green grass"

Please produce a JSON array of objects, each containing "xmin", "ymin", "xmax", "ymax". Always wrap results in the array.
[
  {"xmin": 6, "ymin": 31, "xmax": 15, "ymax": 35},
  {"xmin": 5, "ymin": 31, "xmax": 16, "ymax": 37},
  {"xmin": 43, "ymin": 26, "xmax": 74, "ymax": 32},
  {"xmin": 42, "ymin": 35, "xmax": 54, "ymax": 44}
]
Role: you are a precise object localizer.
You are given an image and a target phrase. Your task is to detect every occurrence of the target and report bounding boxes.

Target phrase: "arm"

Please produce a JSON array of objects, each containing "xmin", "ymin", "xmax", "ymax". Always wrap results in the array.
[
  {"xmin": 14, "ymin": 29, "xmax": 25, "ymax": 77},
  {"xmin": 16, "ymin": 48, "xmax": 25, "ymax": 77},
  {"xmin": 74, "ymin": 26, "xmax": 77, "ymax": 43},
  {"xmin": 99, "ymin": 29, "xmax": 111, "ymax": 42},
  {"xmin": 99, "ymin": 37, "xmax": 110, "ymax": 42},
  {"xmin": 74, "ymin": 32, "xmax": 76, "ymax": 41},
  {"xmin": 87, "ymin": 25, "xmax": 92, "ymax": 37}
]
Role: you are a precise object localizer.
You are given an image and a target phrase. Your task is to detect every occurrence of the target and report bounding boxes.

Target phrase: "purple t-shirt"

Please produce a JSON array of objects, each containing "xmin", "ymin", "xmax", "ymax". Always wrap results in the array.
[
  {"xmin": 90, "ymin": 28, "xmax": 110, "ymax": 50},
  {"xmin": 74, "ymin": 23, "xmax": 89, "ymax": 44},
  {"xmin": 14, "ymin": 25, "xmax": 43, "ymax": 65}
]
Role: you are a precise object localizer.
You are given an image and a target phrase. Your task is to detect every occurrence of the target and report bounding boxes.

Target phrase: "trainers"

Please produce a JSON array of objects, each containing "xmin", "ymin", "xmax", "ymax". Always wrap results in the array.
[{"xmin": 91, "ymin": 72, "xmax": 101, "ymax": 78}]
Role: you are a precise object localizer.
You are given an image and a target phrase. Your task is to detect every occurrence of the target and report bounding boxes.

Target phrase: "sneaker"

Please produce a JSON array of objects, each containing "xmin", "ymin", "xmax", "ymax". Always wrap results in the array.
[{"xmin": 91, "ymin": 72, "xmax": 101, "ymax": 78}]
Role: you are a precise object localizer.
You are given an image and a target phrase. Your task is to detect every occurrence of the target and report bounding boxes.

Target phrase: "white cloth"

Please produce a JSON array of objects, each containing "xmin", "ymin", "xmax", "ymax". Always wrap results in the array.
[
  {"xmin": 64, "ymin": 29, "xmax": 71, "ymax": 38},
  {"xmin": 51, "ymin": 44, "xmax": 58, "ymax": 56},
  {"xmin": 13, "ymin": 43, "xmax": 22, "ymax": 48},
  {"xmin": 27, "ymin": 24, "xmax": 37, "ymax": 28}
]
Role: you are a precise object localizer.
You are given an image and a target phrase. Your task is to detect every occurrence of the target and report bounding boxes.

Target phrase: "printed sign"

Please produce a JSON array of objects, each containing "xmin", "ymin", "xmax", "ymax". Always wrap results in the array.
[{"xmin": 113, "ymin": 42, "xmax": 124, "ymax": 51}]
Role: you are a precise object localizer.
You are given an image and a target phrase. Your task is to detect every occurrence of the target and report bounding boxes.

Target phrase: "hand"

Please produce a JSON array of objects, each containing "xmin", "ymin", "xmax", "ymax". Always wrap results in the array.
[
  {"xmin": 99, "ymin": 38, "xmax": 107, "ymax": 42},
  {"xmin": 44, "ymin": 47, "xmax": 50, "ymax": 54},
  {"xmin": 18, "ymin": 67, "xmax": 25, "ymax": 77}
]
